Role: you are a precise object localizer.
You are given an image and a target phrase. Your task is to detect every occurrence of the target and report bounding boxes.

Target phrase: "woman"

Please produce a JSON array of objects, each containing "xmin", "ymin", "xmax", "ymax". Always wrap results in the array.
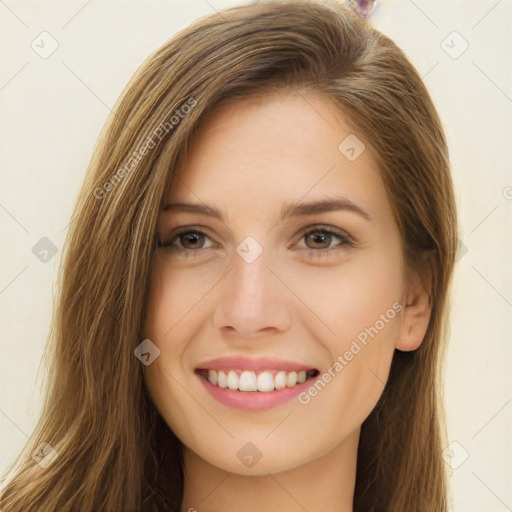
[{"xmin": 0, "ymin": 0, "xmax": 458, "ymax": 510}]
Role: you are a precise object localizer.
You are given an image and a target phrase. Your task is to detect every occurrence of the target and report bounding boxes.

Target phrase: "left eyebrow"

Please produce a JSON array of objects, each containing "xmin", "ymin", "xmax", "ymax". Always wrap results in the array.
[
  {"xmin": 161, "ymin": 195, "xmax": 373, "ymax": 222},
  {"xmin": 279, "ymin": 196, "xmax": 373, "ymax": 222},
  {"xmin": 162, "ymin": 202, "xmax": 223, "ymax": 220}
]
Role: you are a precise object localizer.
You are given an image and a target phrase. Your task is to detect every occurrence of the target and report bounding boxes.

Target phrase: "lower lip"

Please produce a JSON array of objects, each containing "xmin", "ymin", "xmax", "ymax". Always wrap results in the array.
[{"xmin": 197, "ymin": 372, "xmax": 318, "ymax": 410}]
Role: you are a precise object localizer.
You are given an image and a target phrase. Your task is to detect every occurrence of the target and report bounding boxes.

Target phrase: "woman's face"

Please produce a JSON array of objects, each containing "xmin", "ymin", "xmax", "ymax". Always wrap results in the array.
[{"xmin": 144, "ymin": 91, "xmax": 423, "ymax": 476}]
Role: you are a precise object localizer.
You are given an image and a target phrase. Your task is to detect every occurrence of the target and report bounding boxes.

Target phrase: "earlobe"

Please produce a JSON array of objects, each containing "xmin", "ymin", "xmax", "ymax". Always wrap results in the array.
[{"xmin": 395, "ymin": 282, "xmax": 432, "ymax": 352}]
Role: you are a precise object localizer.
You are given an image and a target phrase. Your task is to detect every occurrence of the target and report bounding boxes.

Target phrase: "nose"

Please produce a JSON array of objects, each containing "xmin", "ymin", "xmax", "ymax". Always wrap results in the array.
[{"xmin": 211, "ymin": 249, "xmax": 293, "ymax": 339}]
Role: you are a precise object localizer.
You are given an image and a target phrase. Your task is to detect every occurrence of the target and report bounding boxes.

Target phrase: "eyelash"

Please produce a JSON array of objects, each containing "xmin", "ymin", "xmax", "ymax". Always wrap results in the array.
[{"xmin": 158, "ymin": 225, "xmax": 355, "ymax": 260}]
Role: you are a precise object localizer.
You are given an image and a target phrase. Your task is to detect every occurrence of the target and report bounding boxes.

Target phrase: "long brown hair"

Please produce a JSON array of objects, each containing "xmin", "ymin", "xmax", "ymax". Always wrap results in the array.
[{"xmin": 1, "ymin": 1, "xmax": 458, "ymax": 510}]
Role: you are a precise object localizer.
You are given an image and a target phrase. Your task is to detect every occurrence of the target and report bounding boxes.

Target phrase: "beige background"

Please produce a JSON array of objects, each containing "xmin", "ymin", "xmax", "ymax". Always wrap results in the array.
[{"xmin": 1, "ymin": 1, "xmax": 511, "ymax": 510}]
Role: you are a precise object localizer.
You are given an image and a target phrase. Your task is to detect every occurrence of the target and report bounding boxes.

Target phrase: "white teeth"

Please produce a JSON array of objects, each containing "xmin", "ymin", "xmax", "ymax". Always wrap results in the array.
[
  {"xmin": 286, "ymin": 371, "xmax": 297, "ymax": 387},
  {"xmin": 204, "ymin": 369, "xmax": 315, "ymax": 392},
  {"xmin": 274, "ymin": 371, "xmax": 287, "ymax": 390},
  {"xmin": 239, "ymin": 370, "xmax": 257, "ymax": 391},
  {"xmin": 217, "ymin": 370, "xmax": 227, "ymax": 388},
  {"xmin": 208, "ymin": 369, "xmax": 218, "ymax": 386},
  {"xmin": 227, "ymin": 370, "xmax": 238, "ymax": 390},
  {"xmin": 257, "ymin": 371, "xmax": 274, "ymax": 392}
]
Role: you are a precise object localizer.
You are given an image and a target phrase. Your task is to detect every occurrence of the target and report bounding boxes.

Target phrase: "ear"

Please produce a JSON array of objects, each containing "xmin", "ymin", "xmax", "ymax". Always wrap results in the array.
[{"xmin": 395, "ymin": 270, "xmax": 432, "ymax": 352}]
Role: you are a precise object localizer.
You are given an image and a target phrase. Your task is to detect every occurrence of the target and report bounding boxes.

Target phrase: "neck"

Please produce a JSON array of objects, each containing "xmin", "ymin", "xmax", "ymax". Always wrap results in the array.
[{"xmin": 180, "ymin": 427, "xmax": 359, "ymax": 512}]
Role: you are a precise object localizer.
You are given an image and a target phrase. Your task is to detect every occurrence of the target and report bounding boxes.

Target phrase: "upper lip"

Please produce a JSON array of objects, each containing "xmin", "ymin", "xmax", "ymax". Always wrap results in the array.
[{"xmin": 195, "ymin": 356, "xmax": 318, "ymax": 373}]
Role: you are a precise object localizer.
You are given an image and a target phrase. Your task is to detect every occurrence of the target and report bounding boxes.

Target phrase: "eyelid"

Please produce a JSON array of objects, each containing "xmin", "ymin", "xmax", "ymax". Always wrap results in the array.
[
  {"xmin": 289, "ymin": 223, "xmax": 355, "ymax": 248},
  {"xmin": 158, "ymin": 224, "xmax": 215, "ymax": 241}
]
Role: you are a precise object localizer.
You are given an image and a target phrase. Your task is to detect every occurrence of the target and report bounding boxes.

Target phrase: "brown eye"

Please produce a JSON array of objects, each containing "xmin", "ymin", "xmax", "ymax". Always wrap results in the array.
[
  {"xmin": 304, "ymin": 230, "xmax": 332, "ymax": 249},
  {"xmin": 295, "ymin": 226, "xmax": 354, "ymax": 258},
  {"xmin": 158, "ymin": 229, "xmax": 215, "ymax": 252},
  {"xmin": 180, "ymin": 231, "xmax": 206, "ymax": 249}
]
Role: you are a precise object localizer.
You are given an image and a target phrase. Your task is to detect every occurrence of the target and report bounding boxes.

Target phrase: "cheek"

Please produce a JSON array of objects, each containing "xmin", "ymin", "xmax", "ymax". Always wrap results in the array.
[
  {"xmin": 285, "ymin": 250, "xmax": 402, "ymax": 419},
  {"xmin": 143, "ymin": 262, "xmax": 193, "ymax": 422},
  {"xmin": 143, "ymin": 256, "xmax": 225, "ymax": 431},
  {"xmin": 280, "ymin": 247, "xmax": 404, "ymax": 350},
  {"xmin": 297, "ymin": 310, "xmax": 398, "ymax": 443},
  {"xmin": 144, "ymin": 256, "xmax": 215, "ymax": 341}
]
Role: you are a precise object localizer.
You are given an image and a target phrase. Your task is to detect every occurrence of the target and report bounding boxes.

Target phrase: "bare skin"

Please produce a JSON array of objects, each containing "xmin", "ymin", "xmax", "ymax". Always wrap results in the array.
[{"xmin": 143, "ymin": 91, "xmax": 431, "ymax": 511}]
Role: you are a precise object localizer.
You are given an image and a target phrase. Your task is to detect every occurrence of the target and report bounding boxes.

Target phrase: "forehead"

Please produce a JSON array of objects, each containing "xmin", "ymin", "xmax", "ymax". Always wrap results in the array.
[{"xmin": 165, "ymin": 92, "xmax": 388, "ymax": 225}]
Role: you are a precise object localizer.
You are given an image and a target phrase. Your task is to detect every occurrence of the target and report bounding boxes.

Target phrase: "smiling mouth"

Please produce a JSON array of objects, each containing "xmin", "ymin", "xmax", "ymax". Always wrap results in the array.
[{"xmin": 196, "ymin": 368, "xmax": 319, "ymax": 392}]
